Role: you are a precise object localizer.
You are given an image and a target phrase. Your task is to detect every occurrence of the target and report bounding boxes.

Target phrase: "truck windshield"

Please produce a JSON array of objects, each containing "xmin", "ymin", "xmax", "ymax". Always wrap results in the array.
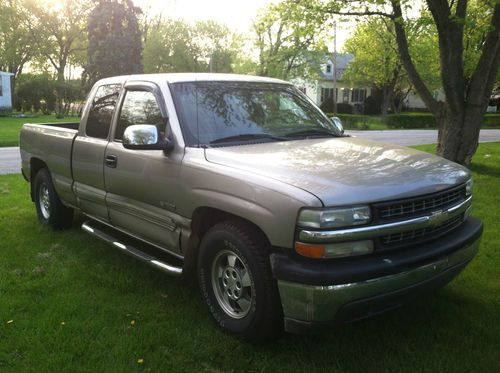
[{"xmin": 170, "ymin": 81, "xmax": 342, "ymax": 147}]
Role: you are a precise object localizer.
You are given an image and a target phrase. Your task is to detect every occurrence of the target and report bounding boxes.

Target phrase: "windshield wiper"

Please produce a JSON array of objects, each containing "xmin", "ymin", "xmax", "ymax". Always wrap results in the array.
[
  {"xmin": 285, "ymin": 128, "xmax": 338, "ymax": 138},
  {"xmin": 209, "ymin": 133, "xmax": 290, "ymax": 145}
]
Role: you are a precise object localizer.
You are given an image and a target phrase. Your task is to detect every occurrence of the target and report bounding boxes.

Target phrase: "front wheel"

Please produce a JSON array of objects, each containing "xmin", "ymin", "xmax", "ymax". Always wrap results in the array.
[
  {"xmin": 33, "ymin": 168, "xmax": 73, "ymax": 229},
  {"xmin": 197, "ymin": 221, "xmax": 283, "ymax": 341}
]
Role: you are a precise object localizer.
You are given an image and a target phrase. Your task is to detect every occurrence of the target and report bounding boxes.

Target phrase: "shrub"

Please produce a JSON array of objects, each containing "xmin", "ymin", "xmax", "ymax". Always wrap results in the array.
[
  {"xmin": 0, "ymin": 107, "xmax": 12, "ymax": 117},
  {"xmin": 364, "ymin": 95, "xmax": 381, "ymax": 115},
  {"xmin": 325, "ymin": 113, "xmax": 371, "ymax": 130},
  {"xmin": 320, "ymin": 97, "xmax": 354, "ymax": 114},
  {"xmin": 483, "ymin": 113, "xmax": 500, "ymax": 127},
  {"xmin": 14, "ymin": 73, "xmax": 56, "ymax": 113},
  {"xmin": 337, "ymin": 102, "xmax": 354, "ymax": 114},
  {"xmin": 385, "ymin": 113, "xmax": 436, "ymax": 128}
]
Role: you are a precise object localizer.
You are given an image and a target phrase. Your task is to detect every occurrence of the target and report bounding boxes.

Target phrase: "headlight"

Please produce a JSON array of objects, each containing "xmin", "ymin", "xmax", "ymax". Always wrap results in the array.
[
  {"xmin": 466, "ymin": 179, "xmax": 473, "ymax": 196},
  {"xmin": 298, "ymin": 206, "xmax": 371, "ymax": 229}
]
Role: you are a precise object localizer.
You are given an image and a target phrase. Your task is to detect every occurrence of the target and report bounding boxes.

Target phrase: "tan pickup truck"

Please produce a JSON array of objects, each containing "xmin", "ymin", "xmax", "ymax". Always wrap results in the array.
[{"xmin": 20, "ymin": 73, "xmax": 483, "ymax": 340}]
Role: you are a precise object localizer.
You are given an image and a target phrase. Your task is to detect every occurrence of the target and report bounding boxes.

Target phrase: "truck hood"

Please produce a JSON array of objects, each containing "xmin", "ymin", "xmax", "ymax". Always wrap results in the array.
[{"xmin": 204, "ymin": 137, "xmax": 470, "ymax": 206}]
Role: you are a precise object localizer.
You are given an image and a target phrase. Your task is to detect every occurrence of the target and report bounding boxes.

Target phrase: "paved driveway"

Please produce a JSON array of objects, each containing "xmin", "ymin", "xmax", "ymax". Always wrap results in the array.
[
  {"xmin": 347, "ymin": 129, "xmax": 500, "ymax": 146},
  {"xmin": 0, "ymin": 147, "xmax": 22, "ymax": 175},
  {"xmin": 2, "ymin": 130, "xmax": 500, "ymax": 175}
]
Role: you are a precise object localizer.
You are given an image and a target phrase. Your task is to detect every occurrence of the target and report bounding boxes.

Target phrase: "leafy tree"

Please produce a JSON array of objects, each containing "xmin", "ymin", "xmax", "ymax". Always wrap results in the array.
[
  {"xmin": 85, "ymin": 0, "xmax": 143, "ymax": 86},
  {"xmin": 194, "ymin": 20, "xmax": 241, "ymax": 73},
  {"xmin": 343, "ymin": 15, "xmax": 440, "ymax": 115},
  {"xmin": 14, "ymin": 73, "xmax": 56, "ymax": 113},
  {"xmin": 143, "ymin": 19, "xmax": 242, "ymax": 73},
  {"xmin": 254, "ymin": 0, "xmax": 331, "ymax": 81},
  {"xmin": 143, "ymin": 19, "xmax": 201, "ymax": 73},
  {"xmin": 26, "ymin": 0, "xmax": 90, "ymax": 115},
  {"xmin": 343, "ymin": 18, "xmax": 406, "ymax": 115},
  {"xmin": 0, "ymin": 0, "xmax": 35, "ymax": 79},
  {"xmin": 301, "ymin": 0, "xmax": 500, "ymax": 165}
]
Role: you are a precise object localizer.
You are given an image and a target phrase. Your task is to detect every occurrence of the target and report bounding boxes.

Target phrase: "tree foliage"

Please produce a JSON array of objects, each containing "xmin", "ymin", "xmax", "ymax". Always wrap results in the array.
[
  {"xmin": 0, "ymin": 0, "xmax": 35, "ymax": 79},
  {"xmin": 85, "ymin": 0, "xmax": 143, "ymax": 85},
  {"xmin": 253, "ymin": 0, "xmax": 331, "ymax": 81},
  {"xmin": 343, "ymin": 15, "xmax": 440, "ymax": 114},
  {"xmin": 25, "ymin": 0, "xmax": 90, "ymax": 114},
  {"xmin": 26, "ymin": 0, "xmax": 90, "ymax": 82},
  {"xmin": 143, "ymin": 19, "xmax": 198, "ymax": 73},
  {"xmin": 143, "ymin": 19, "xmax": 241, "ymax": 74},
  {"xmin": 301, "ymin": 0, "xmax": 500, "ymax": 165},
  {"xmin": 14, "ymin": 73, "xmax": 56, "ymax": 112}
]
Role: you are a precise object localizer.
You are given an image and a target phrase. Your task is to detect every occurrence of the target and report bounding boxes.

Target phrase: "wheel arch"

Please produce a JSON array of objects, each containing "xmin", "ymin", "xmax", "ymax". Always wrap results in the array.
[
  {"xmin": 30, "ymin": 158, "xmax": 49, "ymax": 202},
  {"xmin": 182, "ymin": 206, "xmax": 273, "ymax": 279}
]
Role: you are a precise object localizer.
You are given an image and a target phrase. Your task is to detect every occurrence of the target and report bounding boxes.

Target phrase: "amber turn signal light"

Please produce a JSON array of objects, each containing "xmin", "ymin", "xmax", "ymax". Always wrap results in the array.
[{"xmin": 294, "ymin": 242, "xmax": 326, "ymax": 258}]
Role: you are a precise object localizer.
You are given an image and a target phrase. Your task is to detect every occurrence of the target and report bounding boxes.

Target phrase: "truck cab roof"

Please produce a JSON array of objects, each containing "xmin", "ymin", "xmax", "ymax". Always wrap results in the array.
[{"xmin": 95, "ymin": 73, "xmax": 290, "ymax": 86}]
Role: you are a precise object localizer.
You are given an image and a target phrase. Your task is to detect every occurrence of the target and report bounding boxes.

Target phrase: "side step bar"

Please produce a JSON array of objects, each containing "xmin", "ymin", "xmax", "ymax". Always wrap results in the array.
[{"xmin": 81, "ymin": 221, "xmax": 183, "ymax": 277}]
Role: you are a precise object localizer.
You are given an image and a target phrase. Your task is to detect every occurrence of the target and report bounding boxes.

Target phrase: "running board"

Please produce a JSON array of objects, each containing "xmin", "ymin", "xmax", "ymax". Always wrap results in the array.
[{"xmin": 81, "ymin": 221, "xmax": 183, "ymax": 277}]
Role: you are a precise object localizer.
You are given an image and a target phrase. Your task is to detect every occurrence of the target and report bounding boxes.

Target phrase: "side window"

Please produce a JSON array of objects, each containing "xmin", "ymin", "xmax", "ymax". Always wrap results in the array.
[
  {"xmin": 85, "ymin": 84, "xmax": 121, "ymax": 139},
  {"xmin": 115, "ymin": 90, "xmax": 164, "ymax": 141}
]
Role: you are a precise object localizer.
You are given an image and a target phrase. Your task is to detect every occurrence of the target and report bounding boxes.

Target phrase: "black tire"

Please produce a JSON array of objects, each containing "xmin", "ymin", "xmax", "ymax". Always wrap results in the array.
[
  {"xmin": 197, "ymin": 221, "xmax": 283, "ymax": 341},
  {"xmin": 33, "ymin": 168, "xmax": 73, "ymax": 229}
]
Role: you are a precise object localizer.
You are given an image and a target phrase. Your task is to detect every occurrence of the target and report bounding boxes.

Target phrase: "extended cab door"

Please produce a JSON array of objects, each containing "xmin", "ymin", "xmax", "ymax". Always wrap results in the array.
[
  {"xmin": 103, "ymin": 82, "xmax": 184, "ymax": 255},
  {"xmin": 72, "ymin": 83, "xmax": 122, "ymax": 221}
]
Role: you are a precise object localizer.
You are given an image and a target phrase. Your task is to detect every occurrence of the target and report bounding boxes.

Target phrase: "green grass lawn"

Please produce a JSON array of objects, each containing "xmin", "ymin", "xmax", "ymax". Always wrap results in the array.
[
  {"xmin": 1, "ymin": 144, "xmax": 499, "ymax": 371},
  {"xmin": 0, "ymin": 116, "xmax": 80, "ymax": 147}
]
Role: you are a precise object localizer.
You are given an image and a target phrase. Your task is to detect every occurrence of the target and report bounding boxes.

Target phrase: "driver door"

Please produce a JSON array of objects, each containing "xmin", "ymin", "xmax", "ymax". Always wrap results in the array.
[{"xmin": 103, "ymin": 82, "xmax": 184, "ymax": 255}]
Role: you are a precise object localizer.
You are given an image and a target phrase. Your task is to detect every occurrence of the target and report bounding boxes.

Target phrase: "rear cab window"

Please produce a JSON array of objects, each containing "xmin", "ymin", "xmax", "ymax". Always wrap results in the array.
[{"xmin": 85, "ymin": 84, "xmax": 122, "ymax": 139}]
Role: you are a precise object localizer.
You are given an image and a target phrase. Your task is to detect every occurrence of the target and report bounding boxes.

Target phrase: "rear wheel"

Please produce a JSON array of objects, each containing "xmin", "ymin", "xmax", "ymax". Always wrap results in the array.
[
  {"xmin": 33, "ymin": 168, "xmax": 73, "ymax": 229},
  {"xmin": 198, "ymin": 221, "xmax": 282, "ymax": 341}
]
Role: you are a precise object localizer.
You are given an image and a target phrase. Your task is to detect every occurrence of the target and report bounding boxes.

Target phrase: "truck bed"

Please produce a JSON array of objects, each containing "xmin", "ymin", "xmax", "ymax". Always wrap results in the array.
[
  {"xmin": 36, "ymin": 122, "xmax": 80, "ymax": 130},
  {"xmin": 20, "ymin": 122, "xmax": 79, "ymax": 206}
]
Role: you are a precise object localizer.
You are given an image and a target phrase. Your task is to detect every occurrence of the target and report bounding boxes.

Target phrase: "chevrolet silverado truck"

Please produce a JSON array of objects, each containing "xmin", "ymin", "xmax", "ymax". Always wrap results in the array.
[{"xmin": 20, "ymin": 74, "xmax": 483, "ymax": 340}]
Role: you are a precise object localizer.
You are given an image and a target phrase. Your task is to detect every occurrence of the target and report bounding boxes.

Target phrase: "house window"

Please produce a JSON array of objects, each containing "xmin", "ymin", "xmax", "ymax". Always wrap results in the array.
[
  {"xmin": 320, "ymin": 88, "xmax": 338, "ymax": 103},
  {"xmin": 343, "ymin": 89, "xmax": 350, "ymax": 103},
  {"xmin": 351, "ymin": 88, "xmax": 367, "ymax": 103},
  {"xmin": 326, "ymin": 65, "xmax": 331, "ymax": 73},
  {"xmin": 0, "ymin": 77, "xmax": 3, "ymax": 97}
]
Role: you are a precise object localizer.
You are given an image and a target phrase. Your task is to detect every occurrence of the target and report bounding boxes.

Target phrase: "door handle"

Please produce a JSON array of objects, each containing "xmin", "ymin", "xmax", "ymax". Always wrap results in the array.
[{"xmin": 105, "ymin": 155, "xmax": 117, "ymax": 168}]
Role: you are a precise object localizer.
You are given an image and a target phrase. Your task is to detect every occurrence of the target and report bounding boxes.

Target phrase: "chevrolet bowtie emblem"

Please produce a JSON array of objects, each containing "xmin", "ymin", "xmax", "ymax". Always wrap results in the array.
[{"xmin": 429, "ymin": 209, "xmax": 449, "ymax": 227}]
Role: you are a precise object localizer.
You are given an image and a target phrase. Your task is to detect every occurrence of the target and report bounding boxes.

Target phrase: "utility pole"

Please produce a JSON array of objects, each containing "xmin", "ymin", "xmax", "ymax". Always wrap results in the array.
[{"xmin": 332, "ymin": 20, "xmax": 337, "ymax": 116}]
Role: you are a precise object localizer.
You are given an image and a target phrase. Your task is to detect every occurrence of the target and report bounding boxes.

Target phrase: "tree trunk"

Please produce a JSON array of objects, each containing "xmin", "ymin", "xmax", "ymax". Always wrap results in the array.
[
  {"xmin": 436, "ymin": 102, "xmax": 485, "ymax": 166},
  {"xmin": 380, "ymin": 84, "xmax": 394, "ymax": 116},
  {"xmin": 55, "ymin": 66, "xmax": 65, "ymax": 117}
]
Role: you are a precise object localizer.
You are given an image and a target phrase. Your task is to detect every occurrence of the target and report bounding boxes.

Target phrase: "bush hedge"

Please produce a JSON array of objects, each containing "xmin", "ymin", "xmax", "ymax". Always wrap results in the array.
[
  {"xmin": 385, "ymin": 113, "xmax": 436, "ymax": 128},
  {"xmin": 325, "ymin": 112, "xmax": 500, "ymax": 129},
  {"xmin": 320, "ymin": 98, "xmax": 354, "ymax": 114},
  {"xmin": 484, "ymin": 113, "xmax": 500, "ymax": 127},
  {"xmin": 335, "ymin": 114, "xmax": 372, "ymax": 130}
]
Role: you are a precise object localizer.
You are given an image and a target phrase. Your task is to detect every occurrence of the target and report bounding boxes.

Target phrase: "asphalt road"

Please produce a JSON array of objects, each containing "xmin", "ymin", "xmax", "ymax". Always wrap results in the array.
[
  {"xmin": 1, "ymin": 129, "xmax": 500, "ymax": 175},
  {"xmin": 0, "ymin": 147, "xmax": 22, "ymax": 175},
  {"xmin": 348, "ymin": 129, "xmax": 500, "ymax": 146}
]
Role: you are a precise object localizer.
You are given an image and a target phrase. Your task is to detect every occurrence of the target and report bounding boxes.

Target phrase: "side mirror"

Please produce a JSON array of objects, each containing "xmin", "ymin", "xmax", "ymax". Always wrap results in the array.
[
  {"xmin": 123, "ymin": 124, "xmax": 174, "ymax": 152},
  {"xmin": 331, "ymin": 116, "xmax": 344, "ymax": 135}
]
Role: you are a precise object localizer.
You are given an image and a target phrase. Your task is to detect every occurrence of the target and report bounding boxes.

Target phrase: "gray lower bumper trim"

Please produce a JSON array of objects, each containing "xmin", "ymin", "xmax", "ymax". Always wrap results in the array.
[{"xmin": 277, "ymin": 237, "xmax": 480, "ymax": 324}]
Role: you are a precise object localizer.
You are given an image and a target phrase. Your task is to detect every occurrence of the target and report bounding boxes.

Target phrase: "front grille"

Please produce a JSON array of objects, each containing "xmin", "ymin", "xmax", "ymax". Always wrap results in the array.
[
  {"xmin": 380, "ymin": 213, "xmax": 464, "ymax": 247},
  {"xmin": 375, "ymin": 185, "xmax": 465, "ymax": 222}
]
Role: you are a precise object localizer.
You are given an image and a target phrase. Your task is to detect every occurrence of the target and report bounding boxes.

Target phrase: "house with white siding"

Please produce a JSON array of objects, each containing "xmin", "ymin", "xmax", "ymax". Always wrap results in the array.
[
  {"xmin": 293, "ymin": 54, "xmax": 374, "ymax": 109},
  {"xmin": 293, "ymin": 54, "xmax": 447, "ymax": 112},
  {"xmin": 0, "ymin": 71, "xmax": 14, "ymax": 111}
]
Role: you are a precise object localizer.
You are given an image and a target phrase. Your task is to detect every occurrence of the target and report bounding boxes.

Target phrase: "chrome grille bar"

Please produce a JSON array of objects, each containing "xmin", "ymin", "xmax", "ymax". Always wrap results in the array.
[{"xmin": 298, "ymin": 196, "xmax": 472, "ymax": 243}]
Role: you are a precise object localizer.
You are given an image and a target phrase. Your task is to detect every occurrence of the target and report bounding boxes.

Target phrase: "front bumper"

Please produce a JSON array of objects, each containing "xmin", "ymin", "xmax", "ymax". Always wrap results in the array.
[{"xmin": 271, "ymin": 217, "xmax": 482, "ymax": 333}]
